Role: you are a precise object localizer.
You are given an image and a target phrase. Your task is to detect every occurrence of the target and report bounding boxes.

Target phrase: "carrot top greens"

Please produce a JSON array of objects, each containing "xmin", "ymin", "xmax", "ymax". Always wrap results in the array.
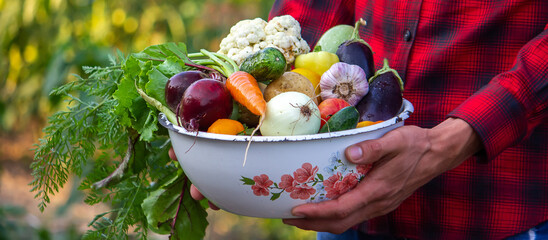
[{"xmin": 30, "ymin": 42, "xmax": 237, "ymax": 240}]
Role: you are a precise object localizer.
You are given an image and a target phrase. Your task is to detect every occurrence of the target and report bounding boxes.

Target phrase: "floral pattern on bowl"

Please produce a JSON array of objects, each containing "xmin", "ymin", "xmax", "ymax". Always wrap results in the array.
[{"xmin": 241, "ymin": 152, "xmax": 372, "ymax": 202}]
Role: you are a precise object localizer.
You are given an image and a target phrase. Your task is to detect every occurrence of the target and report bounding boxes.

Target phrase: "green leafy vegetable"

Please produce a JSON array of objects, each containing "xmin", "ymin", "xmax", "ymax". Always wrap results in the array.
[
  {"xmin": 30, "ymin": 42, "xmax": 237, "ymax": 239},
  {"xmin": 142, "ymin": 169, "xmax": 208, "ymax": 238}
]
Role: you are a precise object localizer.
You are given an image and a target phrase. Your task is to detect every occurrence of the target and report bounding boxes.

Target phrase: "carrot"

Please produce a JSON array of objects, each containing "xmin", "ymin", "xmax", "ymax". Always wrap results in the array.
[
  {"xmin": 226, "ymin": 71, "xmax": 266, "ymax": 116},
  {"xmin": 226, "ymin": 71, "xmax": 267, "ymax": 166}
]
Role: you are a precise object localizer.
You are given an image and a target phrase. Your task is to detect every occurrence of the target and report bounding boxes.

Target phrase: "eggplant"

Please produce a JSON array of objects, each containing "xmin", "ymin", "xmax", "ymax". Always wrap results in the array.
[
  {"xmin": 356, "ymin": 59, "xmax": 404, "ymax": 122},
  {"xmin": 336, "ymin": 19, "xmax": 375, "ymax": 80}
]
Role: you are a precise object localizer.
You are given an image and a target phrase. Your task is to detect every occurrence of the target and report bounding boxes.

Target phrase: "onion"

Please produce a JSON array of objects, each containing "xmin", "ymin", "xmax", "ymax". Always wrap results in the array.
[
  {"xmin": 259, "ymin": 92, "xmax": 321, "ymax": 136},
  {"xmin": 320, "ymin": 62, "xmax": 369, "ymax": 105}
]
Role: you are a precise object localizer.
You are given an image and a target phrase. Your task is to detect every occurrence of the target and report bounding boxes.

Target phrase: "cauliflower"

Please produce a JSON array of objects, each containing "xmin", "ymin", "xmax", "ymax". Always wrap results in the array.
[{"xmin": 218, "ymin": 15, "xmax": 310, "ymax": 66}]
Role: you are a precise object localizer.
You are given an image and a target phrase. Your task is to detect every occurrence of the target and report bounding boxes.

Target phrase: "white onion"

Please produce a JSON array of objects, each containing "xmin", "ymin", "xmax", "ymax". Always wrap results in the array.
[{"xmin": 259, "ymin": 92, "xmax": 321, "ymax": 136}]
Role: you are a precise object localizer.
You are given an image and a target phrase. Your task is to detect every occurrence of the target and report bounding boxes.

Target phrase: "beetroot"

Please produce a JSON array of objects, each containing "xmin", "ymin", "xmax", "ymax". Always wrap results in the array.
[
  {"xmin": 178, "ymin": 79, "xmax": 233, "ymax": 131},
  {"xmin": 165, "ymin": 70, "xmax": 209, "ymax": 112}
]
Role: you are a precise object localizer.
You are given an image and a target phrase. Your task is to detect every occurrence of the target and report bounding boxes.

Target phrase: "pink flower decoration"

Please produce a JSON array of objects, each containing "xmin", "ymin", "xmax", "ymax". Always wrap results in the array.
[
  {"xmin": 289, "ymin": 184, "xmax": 316, "ymax": 200},
  {"xmin": 324, "ymin": 172, "xmax": 342, "ymax": 198},
  {"xmin": 340, "ymin": 173, "xmax": 359, "ymax": 191},
  {"xmin": 243, "ymin": 161, "xmax": 364, "ymax": 201},
  {"xmin": 293, "ymin": 163, "xmax": 319, "ymax": 184},
  {"xmin": 324, "ymin": 172, "xmax": 359, "ymax": 199},
  {"xmin": 251, "ymin": 174, "xmax": 274, "ymax": 196},
  {"xmin": 357, "ymin": 164, "xmax": 372, "ymax": 176},
  {"xmin": 279, "ymin": 174, "xmax": 296, "ymax": 192}
]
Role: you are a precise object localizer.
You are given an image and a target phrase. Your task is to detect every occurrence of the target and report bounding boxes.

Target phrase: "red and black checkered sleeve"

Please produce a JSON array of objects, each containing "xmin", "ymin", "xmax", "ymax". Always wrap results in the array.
[
  {"xmin": 268, "ymin": 0, "xmax": 356, "ymax": 48},
  {"xmin": 448, "ymin": 27, "xmax": 548, "ymax": 162}
]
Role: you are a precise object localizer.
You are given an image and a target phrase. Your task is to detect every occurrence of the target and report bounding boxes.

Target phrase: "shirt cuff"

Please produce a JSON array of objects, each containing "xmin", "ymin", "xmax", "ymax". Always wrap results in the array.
[{"xmin": 447, "ymin": 80, "xmax": 528, "ymax": 162}]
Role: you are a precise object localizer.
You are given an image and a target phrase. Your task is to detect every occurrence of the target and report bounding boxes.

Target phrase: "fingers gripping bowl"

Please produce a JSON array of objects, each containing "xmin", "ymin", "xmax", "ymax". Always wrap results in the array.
[{"xmin": 159, "ymin": 99, "xmax": 413, "ymax": 219}]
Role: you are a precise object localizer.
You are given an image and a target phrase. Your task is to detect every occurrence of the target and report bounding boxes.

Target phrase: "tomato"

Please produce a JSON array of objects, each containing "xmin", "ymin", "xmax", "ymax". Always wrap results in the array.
[
  {"xmin": 207, "ymin": 119, "xmax": 245, "ymax": 135},
  {"xmin": 317, "ymin": 98, "xmax": 351, "ymax": 128}
]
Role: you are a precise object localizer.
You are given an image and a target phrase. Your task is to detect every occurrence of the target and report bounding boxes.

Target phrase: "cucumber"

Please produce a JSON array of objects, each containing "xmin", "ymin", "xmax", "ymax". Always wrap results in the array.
[
  {"xmin": 239, "ymin": 47, "xmax": 286, "ymax": 83},
  {"xmin": 319, "ymin": 106, "xmax": 360, "ymax": 133}
]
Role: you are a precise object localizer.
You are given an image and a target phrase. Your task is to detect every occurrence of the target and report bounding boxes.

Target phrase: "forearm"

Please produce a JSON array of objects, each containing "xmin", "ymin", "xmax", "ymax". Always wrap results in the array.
[{"xmin": 427, "ymin": 118, "xmax": 483, "ymax": 173}]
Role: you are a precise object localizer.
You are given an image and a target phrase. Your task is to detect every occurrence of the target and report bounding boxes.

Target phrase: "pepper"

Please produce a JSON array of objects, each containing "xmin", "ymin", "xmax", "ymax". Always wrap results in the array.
[{"xmin": 294, "ymin": 51, "xmax": 339, "ymax": 77}]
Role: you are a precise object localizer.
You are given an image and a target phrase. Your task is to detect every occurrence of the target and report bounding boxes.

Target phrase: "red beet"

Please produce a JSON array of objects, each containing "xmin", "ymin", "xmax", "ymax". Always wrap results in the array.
[
  {"xmin": 178, "ymin": 79, "xmax": 233, "ymax": 131},
  {"xmin": 165, "ymin": 70, "xmax": 209, "ymax": 112}
]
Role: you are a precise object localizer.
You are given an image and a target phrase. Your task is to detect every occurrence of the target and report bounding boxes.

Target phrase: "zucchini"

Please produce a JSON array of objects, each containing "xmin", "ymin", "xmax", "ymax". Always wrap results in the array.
[
  {"xmin": 239, "ymin": 47, "xmax": 286, "ymax": 83},
  {"xmin": 319, "ymin": 106, "xmax": 359, "ymax": 133}
]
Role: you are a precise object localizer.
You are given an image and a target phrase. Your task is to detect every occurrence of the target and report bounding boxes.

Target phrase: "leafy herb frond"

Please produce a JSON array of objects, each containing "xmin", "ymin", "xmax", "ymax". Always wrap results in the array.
[
  {"xmin": 30, "ymin": 77, "xmax": 124, "ymax": 212},
  {"xmin": 31, "ymin": 43, "xmax": 211, "ymax": 239}
]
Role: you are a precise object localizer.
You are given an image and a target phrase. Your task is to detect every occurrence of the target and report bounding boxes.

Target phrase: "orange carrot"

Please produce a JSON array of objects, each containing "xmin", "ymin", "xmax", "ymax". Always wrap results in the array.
[
  {"xmin": 226, "ymin": 71, "xmax": 266, "ymax": 116},
  {"xmin": 226, "ymin": 71, "xmax": 267, "ymax": 166}
]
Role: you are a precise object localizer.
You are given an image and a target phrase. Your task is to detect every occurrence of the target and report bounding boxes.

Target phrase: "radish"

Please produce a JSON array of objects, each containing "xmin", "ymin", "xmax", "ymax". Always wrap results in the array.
[
  {"xmin": 178, "ymin": 79, "xmax": 233, "ymax": 131},
  {"xmin": 259, "ymin": 91, "xmax": 321, "ymax": 136}
]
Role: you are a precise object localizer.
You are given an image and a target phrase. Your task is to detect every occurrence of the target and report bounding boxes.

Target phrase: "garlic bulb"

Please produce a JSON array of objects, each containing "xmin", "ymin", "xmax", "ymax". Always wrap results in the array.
[{"xmin": 319, "ymin": 62, "xmax": 369, "ymax": 105}]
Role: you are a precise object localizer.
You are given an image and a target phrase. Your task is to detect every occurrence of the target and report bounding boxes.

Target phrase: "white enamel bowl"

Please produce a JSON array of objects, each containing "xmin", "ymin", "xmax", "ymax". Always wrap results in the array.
[{"xmin": 159, "ymin": 99, "xmax": 413, "ymax": 219}]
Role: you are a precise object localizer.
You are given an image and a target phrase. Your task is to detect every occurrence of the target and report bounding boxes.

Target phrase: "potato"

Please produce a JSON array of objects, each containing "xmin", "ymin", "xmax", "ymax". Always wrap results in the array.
[
  {"xmin": 237, "ymin": 102, "xmax": 260, "ymax": 127},
  {"xmin": 264, "ymin": 72, "xmax": 318, "ymax": 104}
]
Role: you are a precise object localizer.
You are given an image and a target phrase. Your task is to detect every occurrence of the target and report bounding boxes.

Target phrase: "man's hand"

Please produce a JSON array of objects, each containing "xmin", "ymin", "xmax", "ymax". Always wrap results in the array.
[{"xmin": 283, "ymin": 118, "xmax": 482, "ymax": 233}]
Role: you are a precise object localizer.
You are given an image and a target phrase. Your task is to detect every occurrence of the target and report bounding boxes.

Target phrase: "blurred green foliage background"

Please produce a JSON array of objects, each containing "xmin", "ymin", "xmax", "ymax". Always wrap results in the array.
[
  {"xmin": 0, "ymin": 0, "xmax": 316, "ymax": 239},
  {"xmin": 0, "ymin": 0, "xmax": 277, "ymax": 132}
]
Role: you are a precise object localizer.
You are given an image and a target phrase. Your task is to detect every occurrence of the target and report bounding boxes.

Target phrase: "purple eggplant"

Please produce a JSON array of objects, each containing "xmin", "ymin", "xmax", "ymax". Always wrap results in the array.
[
  {"xmin": 336, "ymin": 19, "xmax": 375, "ymax": 80},
  {"xmin": 356, "ymin": 59, "xmax": 404, "ymax": 122}
]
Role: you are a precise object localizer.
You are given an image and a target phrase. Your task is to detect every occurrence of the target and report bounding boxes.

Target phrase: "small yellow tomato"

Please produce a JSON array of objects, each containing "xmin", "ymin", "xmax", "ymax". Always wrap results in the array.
[{"xmin": 207, "ymin": 119, "xmax": 245, "ymax": 135}]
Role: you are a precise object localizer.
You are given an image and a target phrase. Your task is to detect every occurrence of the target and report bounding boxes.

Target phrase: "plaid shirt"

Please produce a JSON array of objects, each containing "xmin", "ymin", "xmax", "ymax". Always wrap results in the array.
[{"xmin": 270, "ymin": 0, "xmax": 548, "ymax": 239}]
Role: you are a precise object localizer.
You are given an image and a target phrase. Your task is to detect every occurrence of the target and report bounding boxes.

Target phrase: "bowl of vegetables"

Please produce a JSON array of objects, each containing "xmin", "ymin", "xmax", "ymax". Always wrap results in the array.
[
  {"xmin": 153, "ymin": 16, "xmax": 414, "ymax": 219},
  {"xmin": 159, "ymin": 97, "xmax": 413, "ymax": 219},
  {"xmin": 31, "ymin": 13, "xmax": 415, "ymax": 239}
]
